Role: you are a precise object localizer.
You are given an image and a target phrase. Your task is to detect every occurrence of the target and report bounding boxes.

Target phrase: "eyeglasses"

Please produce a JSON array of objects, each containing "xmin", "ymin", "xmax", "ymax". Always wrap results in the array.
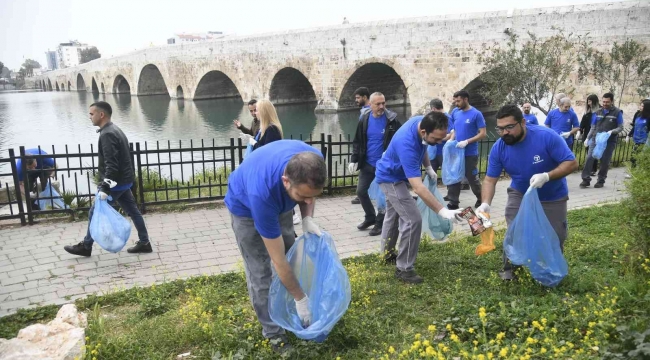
[{"xmin": 494, "ymin": 123, "xmax": 521, "ymax": 134}]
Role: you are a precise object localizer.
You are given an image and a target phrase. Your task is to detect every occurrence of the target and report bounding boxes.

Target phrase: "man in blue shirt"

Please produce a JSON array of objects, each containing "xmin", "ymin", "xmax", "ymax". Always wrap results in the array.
[
  {"xmin": 225, "ymin": 140, "xmax": 326, "ymax": 352},
  {"xmin": 447, "ymin": 90, "xmax": 486, "ymax": 209},
  {"xmin": 16, "ymin": 148, "xmax": 56, "ymax": 210},
  {"xmin": 522, "ymin": 103, "xmax": 539, "ymax": 125},
  {"xmin": 351, "ymin": 87, "xmax": 371, "ymax": 205},
  {"xmin": 628, "ymin": 98, "xmax": 649, "ymax": 169},
  {"xmin": 375, "ymin": 112, "xmax": 461, "ymax": 284},
  {"xmin": 428, "ymin": 98, "xmax": 453, "ymax": 175},
  {"xmin": 544, "ymin": 97, "xmax": 580, "ymax": 149},
  {"xmin": 476, "ymin": 104, "xmax": 578, "ymax": 281},
  {"xmin": 580, "ymin": 92, "xmax": 625, "ymax": 188},
  {"xmin": 349, "ymin": 92, "xmax": 402, "ymax": 237}
]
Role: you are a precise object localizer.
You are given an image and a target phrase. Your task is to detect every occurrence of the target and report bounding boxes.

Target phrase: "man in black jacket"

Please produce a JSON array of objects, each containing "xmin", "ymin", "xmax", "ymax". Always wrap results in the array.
[
  {"xmin": 64, "ymin": 101, "xmax": 153, "ymax": 257},
  {"xmin": 234, "ymin": 99, "xmax": 260, "ymax": 136},
  {"xmin": 349, "ymin": 92, "xmax": 401, "ymax": 236}
]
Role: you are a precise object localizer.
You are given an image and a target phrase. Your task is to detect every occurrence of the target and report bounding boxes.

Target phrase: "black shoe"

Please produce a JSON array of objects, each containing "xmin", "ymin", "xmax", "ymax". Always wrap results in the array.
[
  {"xmin": 64, "ymin": 242, "xmax": 92, "ymax": 257},
  {"xmin": 475, "ymin": 199, "xmax": 482, "ymax": 208},
  {"xmin": 383, "ymin": 252, "xmax": 397, "ymax": 265},
  {"xmin": 395, "ymin": 269, "xmax": 423, "ymax": 284},
  {"xmin": 127, "ymin": 241, "xmax": 153, "ymax": 253},
  {"xmin": 357, "ymin": 218, "xmax": 375, "ymax": 230},
  {"xmin": 369, "ymin": 213, "xmax": 384, "ymax": 236},
  {"xmin": 268, "ymin": 334, "xmax": 293, "ymax": 355},
  {"xmin": 594, "ymin": 182, "xmax": 604, "ymax": 188},
  {"xmin": 447, "ymin": 203, "xmax": 459, "ymax": 210},
  {"xmin": 461, "ymin": 184, "xmax": 470, "ymax": 190},
  {"xmin": 351, "ymin": 197, "xmax": 360, "ymax": 204},
  {"xmin": 579, "ymin": 180, "xmax": 590, "ymax": 188},
  {"xmin": 443, "ymin": 196, "xmax": 449, "ymax": 202}
]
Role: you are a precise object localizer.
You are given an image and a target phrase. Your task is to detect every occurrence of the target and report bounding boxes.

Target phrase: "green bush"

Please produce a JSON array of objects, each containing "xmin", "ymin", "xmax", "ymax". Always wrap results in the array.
[{"xmin": 623, "ymin": 147, "xmax": 650, "ymax": 253}]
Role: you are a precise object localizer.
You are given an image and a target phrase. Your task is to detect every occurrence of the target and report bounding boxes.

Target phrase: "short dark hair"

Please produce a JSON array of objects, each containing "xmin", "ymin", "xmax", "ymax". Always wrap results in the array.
[
  {"xmin": 453, "ymin": 90, "xmax": 470, "ymax": 100},
  {"xmin": 90, "ymin": 101, "xmax": 112, "ymax": 117},
  {"xmin": 603, "ymin": 92, "xmax": 614, "ymax": 101},
  {"xmin": 429, "ymin": 98, "xmax": 444, "ymax": 110},
  {"xmin": 285, "ymin": 152, "xmax": 327, "ymax": 188},
  {"xmin": 496, "ymin": 104, "xmax": 524, "ymax": 123},
  {"xmin": 353, "ymin": 87, "xmax": 370, "ymax": 98},
  {"xmin": 25, "ymin": 158, "xmax": 36, "ymax": 166},
  {"xmin": 248, "ymin": 99, "xmax": 257, "ymax": 106},
  {"xmin": 641, "ymin": 99, "xmax": 650, "ymax": 119},
  {"xmin": 420, "ymin": 111, "xmax": 449, "ymax": 133}
]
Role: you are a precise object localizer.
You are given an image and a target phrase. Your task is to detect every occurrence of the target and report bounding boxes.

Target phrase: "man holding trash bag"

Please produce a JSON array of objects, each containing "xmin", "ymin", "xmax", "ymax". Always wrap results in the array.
[
  {"xmin": 375, "ymin": 111, "xmax": 462, "ymax": 284},
  {"xmin": 476, "ymin": 105, "xmax": 578, "ymax": 281},
  {"xmin": 225, "ymin": 140, "xmax": 326, "ymax": 352},
  {"xmin": 64, "ymin": 101, "xmax": 153, "ymax": 257}
]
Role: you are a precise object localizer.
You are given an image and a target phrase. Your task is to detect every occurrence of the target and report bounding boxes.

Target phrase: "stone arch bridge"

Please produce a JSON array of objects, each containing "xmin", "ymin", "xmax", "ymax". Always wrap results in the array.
[{"xmin": 35, "ymin": 1, "xmax": 650, "ymax": 114}]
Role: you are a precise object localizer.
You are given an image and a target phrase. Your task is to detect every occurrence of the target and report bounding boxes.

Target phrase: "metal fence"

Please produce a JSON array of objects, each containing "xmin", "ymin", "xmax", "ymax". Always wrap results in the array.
[{"xmin": 0, "ymin": 132, "xmax": 635, "ymax": 225}]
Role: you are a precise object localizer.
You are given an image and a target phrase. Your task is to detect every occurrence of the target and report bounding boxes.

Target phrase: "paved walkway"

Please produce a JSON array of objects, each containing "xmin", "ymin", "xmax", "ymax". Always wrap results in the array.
[{"xmin": 0, "ymin": 168, "xmax": 628, "ymax": 317}]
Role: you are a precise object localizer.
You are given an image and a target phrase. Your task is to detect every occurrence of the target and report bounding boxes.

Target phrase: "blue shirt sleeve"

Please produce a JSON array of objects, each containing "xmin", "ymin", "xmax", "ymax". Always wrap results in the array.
[
  {"xmin": 548, "ymin": 133, "xmax": 576, "ymax": 163},
  {"xmin": 249, "ymin": 194, "xmax": 282, "ymax": 238},
  {"xmin": 617, "ymin": 111, "xmax": 623, "ymax": 125},
  {"xmin": 16, "ymin": 160, "xmax": 24, "ymax": 181},
  {"xmin": 591, "ymin": 113, "xmax": 597, "ymax": 126},
  {"xmin": 475, "ymin": 111, "xmax": 486, "ymax": 129},
  {"xmin": 544, "ymin": 112, "xmax": 552, "ymax": 126},
  {"xmin": 486, "ymin": 143, "xmax": 503, "ymax": 178},
  {"xmin": 399, "ymin": 144, "xmax": 424, "ymax": 179},
  {"xmin": 571, "ymin": 112, "xmax": 579, "ymax": 128}
]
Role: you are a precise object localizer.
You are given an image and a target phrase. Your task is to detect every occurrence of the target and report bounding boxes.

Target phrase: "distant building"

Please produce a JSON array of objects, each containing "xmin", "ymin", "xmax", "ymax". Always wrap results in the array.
[
  {"xmin": 56, "ymin": 40, "xmax": 93, "ymax": 68},
  {"xmin": 45, "ymin": 50, "xmax": 58, "ymax": 70},
  {"xmin": 167, "ymin": 31, "xmax": 224, "ymax": 45}
]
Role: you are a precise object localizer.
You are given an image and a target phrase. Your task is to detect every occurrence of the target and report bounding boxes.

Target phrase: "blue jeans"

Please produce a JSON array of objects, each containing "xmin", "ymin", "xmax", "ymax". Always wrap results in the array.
[{"xmin": 83, "ymin": 188, "xmax": 149, "ymax": 249}]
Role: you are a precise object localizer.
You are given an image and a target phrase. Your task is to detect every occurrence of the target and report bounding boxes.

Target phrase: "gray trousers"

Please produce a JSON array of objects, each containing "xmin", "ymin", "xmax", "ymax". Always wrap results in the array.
[
  {"xmin": 356, "ymin": 164, "xmax": 377, "ymax": 221},
  {"xmin": 230, "ymin": 211, "xmax": 295, "ymax": 338},
  {"xmin": 379, "ymin": 181, "xmax": 422, "ymax": 271},
  {"xmin": 582, "ymin": 140, "xmax": 617, "ymax": 184},
  {"xmin": 447, "ymin": 155, "xmax": 482, "ymax": 205},
  {"xmin": 502, "ymin": 187, "xmax": 568, "ymax": 271}
]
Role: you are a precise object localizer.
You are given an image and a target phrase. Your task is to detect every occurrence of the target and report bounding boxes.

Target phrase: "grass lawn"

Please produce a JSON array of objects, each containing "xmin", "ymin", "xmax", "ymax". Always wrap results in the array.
[{"xmin": 1, "ymin": 204, "xmax": 649, "ymax": 359}]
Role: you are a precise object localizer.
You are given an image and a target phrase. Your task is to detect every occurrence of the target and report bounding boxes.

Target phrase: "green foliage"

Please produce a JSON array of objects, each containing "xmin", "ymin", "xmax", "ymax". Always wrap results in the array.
[
  {"xmin": 578, "ymin": 39, "xmax": 650, "ymax": 107},
  {"xmin": 0, "ymin": 305, "xmax": 59, "ymax": 339},
  {"xmin": 477, "ymin": 29, "xmax": 578, "ymax": 115},
  {"xmin": 80, "ymin": 47, "xmax": 101, "ymax": 64},
  {"xmin": 20, "ymin": 59, "xmax": 41, "ymax": 77},
  {"xmin": 623, "ymin": 147, "xmax": 650, "ymax": 254},
  {"xmin": 136, "ymin": 283, "xmax": 174, "ymax": 317}
]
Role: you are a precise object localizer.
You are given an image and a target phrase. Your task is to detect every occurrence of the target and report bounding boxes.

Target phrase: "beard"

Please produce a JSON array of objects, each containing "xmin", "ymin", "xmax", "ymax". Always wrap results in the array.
[{"xmin": 502, "ymin": 132, "xmax": 524, "ymax": 145}]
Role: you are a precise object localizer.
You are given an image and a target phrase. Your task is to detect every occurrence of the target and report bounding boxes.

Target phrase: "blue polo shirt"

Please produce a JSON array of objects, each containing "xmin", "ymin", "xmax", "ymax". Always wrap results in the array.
[
  {"xmin": 375, "ymin": 116, "xmax": 427, "ymax": 184},
  {"xmin": 225, "ymin": 140, "xmax": 322, "ymax": 239},
  {"xmin": 366, "ymin": 113, "xmax": 386, "ymax": 167},
  {"xmin": 450, "ymin": 106, "xmax": 486, "ymax": 156},
  {"xmin": 16, "ymin": 149, "xmax": 55, "ymax": 181},
  {"xmin": 523, "ymin": 113, "xmax": 539, "ymax": 125},
  {"xmin": 544, "ymin": 108, "xmax": 580, "ymax": 146},
  {"xmin": 633, "ymin": 117, "xmax": 648, "ymax": 144},
  {"xmin": 487, "ymin": 126, "xmax": 575, "ymax": 201}
]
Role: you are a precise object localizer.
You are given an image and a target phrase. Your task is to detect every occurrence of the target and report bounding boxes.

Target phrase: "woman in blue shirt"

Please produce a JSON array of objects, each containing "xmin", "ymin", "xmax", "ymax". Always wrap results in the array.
[{"xmin": 629, "ymin": 99, "xmax": 649, "ymax": 168}]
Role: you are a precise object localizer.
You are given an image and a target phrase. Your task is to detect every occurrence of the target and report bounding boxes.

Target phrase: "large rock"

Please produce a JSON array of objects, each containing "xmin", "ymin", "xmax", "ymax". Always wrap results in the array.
[{"xmin": 0, "ymin": 304, "xmax": 87, "ymax": 360}]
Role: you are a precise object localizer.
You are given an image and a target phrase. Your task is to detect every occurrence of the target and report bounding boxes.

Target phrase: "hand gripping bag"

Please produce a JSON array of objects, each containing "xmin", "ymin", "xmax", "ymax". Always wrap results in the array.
[
  {"xmin": 38, "ymin": 183, "xmax": 67, "ymax": 210},
  {"xmin": 243, "ymin": 132, "xmax": 261, "ymax": 159},
  {"xmin": 368, "ymin": 179, "xmax": 386, "ymax": 211},
  {"xmin": 269, "ymin": 231, "xmax": 351, "ymax": 342},
  {"xmin": 442, "ymin": 140, "xmax": 465, "ymax": 185},
  {"xmin": 416, "ymin": 177, "xmax": 453, "ymax": 240},
  {"xmin": 89, "ymin": 193, "xmax": 131, "ymax": 253},
  {"xmin": 592, "ymin": 132, "xmax": 611, "ymax": 160},
  {"xmin": 475, "ymin": 212, "xmax": 495, "ymax": 255},
  {"xmin": 503, "ymin": 187, "xmax": 568, "ymax": 287}
]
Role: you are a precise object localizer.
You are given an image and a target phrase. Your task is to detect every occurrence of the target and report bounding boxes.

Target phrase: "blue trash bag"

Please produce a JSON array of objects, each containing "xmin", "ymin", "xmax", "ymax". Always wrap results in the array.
[
  {"xmin": 38, "ymin": 183, "xmax": 67, "ymax": 210},
  {"xmin": 368, "ymin": 179, "xmax": 386, "ymax": 211},
  {"xmin": 417, "ymin": 177, "xmax": 453, "ymax": 240},
  {"xmin": 503, "ymin": 187, "xmax": 568, "ymax": 287},
  {"xmin": 243, "ymin": 132, "xmax": 261, "ymax": 158},
  {"xmin": 592, "ymin": 132, "xmax": 611, "ymax": 160},
  {"xmin": 442, "ymin": 140, "xmax": 465, "ymax": 185},
  {"xmin": 89, "ymin": 193, "xmax": 131, "ymax": 253},
  {"xmin": 427, "ymin": 145, "xmax": 437, "ymax": 161},
  {"xmin": 269, "ymin": 231, "xmax": 351, "ymax": 343}
]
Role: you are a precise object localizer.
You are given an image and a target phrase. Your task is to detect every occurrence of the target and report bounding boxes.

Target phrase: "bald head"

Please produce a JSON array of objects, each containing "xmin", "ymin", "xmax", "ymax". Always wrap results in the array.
[{"xmin": 522, "ymin": 103, "xmax": 532, "ymax": 114}]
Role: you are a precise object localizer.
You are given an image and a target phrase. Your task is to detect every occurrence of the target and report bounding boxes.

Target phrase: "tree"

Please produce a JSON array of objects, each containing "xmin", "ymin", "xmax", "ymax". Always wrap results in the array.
[
  {"xmin": 79, "ymin": 47, "xmax": 101, "ymax": 64},
  {"xmin": 476, "ymin": 30, "xmax": 578, "ymax": 115},
  {"xmin": 21, "ymin": 59, "xmax": 41, "ymax": 77},
  {"xmin": 578, "ymin": 39, "xmax": 650, "ymax": 107},
  {"xmin": 0, "ymin": 61, "xmax": 4, "ymax": 75}
]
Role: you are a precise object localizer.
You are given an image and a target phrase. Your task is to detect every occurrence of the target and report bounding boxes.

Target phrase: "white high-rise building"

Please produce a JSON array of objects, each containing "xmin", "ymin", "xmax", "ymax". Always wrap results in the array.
[
  {"xmin": 167, "ymin": 31, "xmax": 224, "ymax": 45},
  {"xmin": 56, "ymin": 41, "xmax": 92, "ymax": 68}
]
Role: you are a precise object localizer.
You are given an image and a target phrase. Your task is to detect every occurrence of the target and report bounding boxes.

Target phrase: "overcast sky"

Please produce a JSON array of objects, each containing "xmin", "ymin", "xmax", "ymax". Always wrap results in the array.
[{"xmin": 0, "ymin": 0, "xmax": 622, "ymax": 70}]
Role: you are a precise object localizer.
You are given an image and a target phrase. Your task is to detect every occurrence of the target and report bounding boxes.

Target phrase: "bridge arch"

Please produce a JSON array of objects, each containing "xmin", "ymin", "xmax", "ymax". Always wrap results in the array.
[
  {"xmin": 101, "ymin": 82, "xmax": 105, "ymax": 93},
  {"xmin": 47, "ymin": 78, "xmax": 53, "ymax": 91},
  {"xmin": 137, "ymin": 64, "xmax": 169, "ymax": 96},
  {"xmin": 76, "ymin": 74, "xmax": 86, "ymax": 91},
  {"xmin": 61, "ymin": 83, "xmax": 65, "ymax": 91},
  {"xmin": 55, "ymin": 82, "xmax": 60, "ymax": 91},
  {"xmin": 269, "ymin": 67, "xmax": 317, "ymax": 105},
  {"xmin": 176, "ymin": 85, "xmax": 184, "ymax": 99},
  {"xmin": 113, "ymin": 75, "xmax": 131, "ymax": 94},
  {"xmin": 67, "ymin": 81, "xmax": 71, "ymax": 91},
  {"xmin": 91, "ymin": 78, "xmax": 99, "ymax": 94},
  {"xmin": 193, "ymin": 70, "xmax": 241, "ymax": 101},
  {"xmin": 338, "ymin": 61, "xmax": 409, "ymax": 110}
]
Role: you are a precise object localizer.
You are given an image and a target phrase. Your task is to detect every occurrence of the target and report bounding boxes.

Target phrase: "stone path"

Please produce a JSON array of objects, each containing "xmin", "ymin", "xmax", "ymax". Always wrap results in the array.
[{"xmin": 0, "ymin": 168, "xmax": 628, "ymax": 317}]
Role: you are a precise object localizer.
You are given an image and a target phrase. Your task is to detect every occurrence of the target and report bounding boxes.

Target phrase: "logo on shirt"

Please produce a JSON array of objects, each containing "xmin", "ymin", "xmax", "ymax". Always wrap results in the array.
[
  {"xmin": 533, "ymin": 155, "xmax": 544, "ymax": 165},
  {"xmin": 465, "ymin": 119, "xmax": 471, "ymax": 124},
  {"xmin": 566, "ymin": 118, "xmax": 571, "ymax": 123},
  {"xmin": 381, "ymin": 129, "xmax": 385, "ymax": 134}
]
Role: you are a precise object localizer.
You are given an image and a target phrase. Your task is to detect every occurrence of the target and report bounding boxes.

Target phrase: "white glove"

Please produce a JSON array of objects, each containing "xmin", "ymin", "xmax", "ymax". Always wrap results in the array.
[
  {"xmin": 248, "ymin": 137, "xmax": 257, "ymax": 146},
  {"xmin": 456, "ymin": 140, "xmax": 468, "ymax": 149},
  {"xmin": 28, "ymin": 192, "xmax": 36, "ymax": 198},
  {"xmin": 302, "ymin": 216, "xmax": 321, "ymax": 236},
  {"xmin": 575, "ymin": 131, "xmax": 581, "ymax": 140},
  {"xmin": 239, "ymin": 133, "xmax": 252, "ymax": 143},
  {"xmin": 584, "ymin": 140, "xmax": 590, "ymax": 148},
  {"xmin": 294, "ymin": 295, "xmax": 312, "ymax": 327},
  {"xmin": 98, "ymin": 191, "xmax": 109, "ymax": 201},
  {"xmin": 530, "ymin": 172, "xmax": 550, "ymax": 189},
  {"xmin": 425, "ymin": 165, "xmax": 437, "ymax": 182},
  {"xmin": 476, "ymin": 202, "xmax": 491, "ymax": 215},
  {"xmin": 560, "ymin": 132, "xmax": 571, "ymax": 139},
  {"xmin": 438, "ymin": 207, "xmax": 462, "ymax": 223},
  {"xmin": 50, "ymin": 180, "xmax": 60, "ymax": 188},
  {"xmin": 625, "ymin": 136, "xmax": 630, "ymax": 143},
  {"xmin": 348, "ymin": 162, "xmax": 358, "ymax": 174},
  {"xmin": 607, "ymin": 130, "xmax": 613, "ymax": 136}
]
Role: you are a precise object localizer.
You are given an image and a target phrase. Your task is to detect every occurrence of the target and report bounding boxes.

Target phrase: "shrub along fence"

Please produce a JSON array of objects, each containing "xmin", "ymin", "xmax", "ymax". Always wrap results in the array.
[{"xmin": 0, "ymin": 132, "xmax": 634, "ymax": 225}]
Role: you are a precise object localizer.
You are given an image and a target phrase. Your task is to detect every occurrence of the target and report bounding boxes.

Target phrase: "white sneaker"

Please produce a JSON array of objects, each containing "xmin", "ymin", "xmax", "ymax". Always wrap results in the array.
[{"xmin": 293, "ymin": 214, "xmax": 301, "ymax": 225}]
